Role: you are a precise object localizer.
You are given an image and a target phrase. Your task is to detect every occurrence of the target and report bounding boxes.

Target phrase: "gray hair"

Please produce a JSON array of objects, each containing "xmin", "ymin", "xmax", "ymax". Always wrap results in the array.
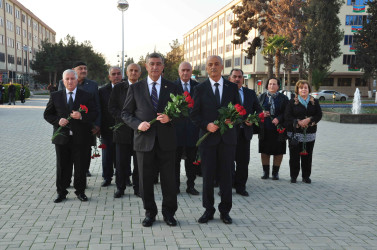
[
  {"xmin": 146, "ymin": 52, "xmax": 164, "ymax": 65},
  {"xmin": 108, "ymin": 66, "xmax": 121, "ymax": 75},
  {"xmin": 206, "ymin": 55, "xmax": 223, "ymax": 66},
  {"xmin": 179, "ymin": 61, "xmax": 192, "ymax": 70},
  {"xmin": 62, "ymin": 69, "xmax": 78, "ymax": 79},
  {"xmin": 127, "ymin": 63, "xmax": 141, "ymax": 72}
]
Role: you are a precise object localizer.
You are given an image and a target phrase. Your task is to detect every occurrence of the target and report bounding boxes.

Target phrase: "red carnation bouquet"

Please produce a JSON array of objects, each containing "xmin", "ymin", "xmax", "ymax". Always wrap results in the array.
[
  {"xmin": 277, "ymin": 124, "xmax": 286, "ymax": 134},
  {"xmin": 196, "ymin": 102, "xmax": 245, "ymax": 147},
  {"xmin": 244, "ymin": 111, "xmax": 265, "ymax": 127},
  {"xmin": 139, "ymin": 91, "xmax": 194, "ymax": 132},
  {"xmin": 51, "ymin": 104, "xmax": 88, "ymax": 141}
]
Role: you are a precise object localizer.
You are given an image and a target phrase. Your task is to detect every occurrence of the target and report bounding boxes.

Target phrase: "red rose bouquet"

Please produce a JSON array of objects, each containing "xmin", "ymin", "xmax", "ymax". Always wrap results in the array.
[{"xmin": 51, "ymin": 104, "xmax": 88, "ymax": 141}]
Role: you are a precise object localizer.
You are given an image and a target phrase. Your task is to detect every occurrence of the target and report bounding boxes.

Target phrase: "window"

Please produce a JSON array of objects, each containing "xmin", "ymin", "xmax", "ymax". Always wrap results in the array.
[
  {"xmin": 0, "ymin": 52, "xmax": 5, "ymax": 62},
  {"xmin": 226, "ymin": 44, "xmax": 232, "ymax": 52},
  {"xmin": 33, "ymin": 22, "xmax": 38, "ymax": 31},
  {"xmin": 0, "ymin": 17, "xmax": 3, "ymax": 27},
  {"xmin": 234, "ymin": 57, "xmax": 240, "ymax": 66},
  {"xmin": 17, "ymin": 57, "xmax": 21, "ymax": 65},
  {"xmin": 7, "ymin": 37, "xmax": 14, "ymax": 48},
  {"xmin": 0, "ymin": 34, "xmax": 4, "ymax": 44},
  {"xmin": 235, "ymin": 44, "xmax": 241, "ymax": 50},
  {"xmin": 219, "ymin": 17, "xmax": 224, "ymax": 25},
  {"xmin": 338, "ymin": 78, "xmax": 352, "ymax": 86},
  {"xmin": 347, "ymin": 0, "xmax": 370, "ymax": 5},
  {"xmin": 0, "ymin": 0, "xmax": 2, "ymax": 9},
  {"xmin": 219, "ymin": 32, "xmax": 223, "ymax": 40},
  {"xmin": 343, "ymin": 54, "xmax": 356, "ymax": 65},
  {"xmin": 22, "ymin": 14, "xmax": 26, "ymax": 22},
  {"xmin": 16, "ymin": 26, "xmax": 21, "ymax": 35},
  {"xmin": 219, "ymin": 46, "xmax": 223, "ymax": 54},
  {"xmin": 244, "ymin": 56, "xmax": 252, "ymax": 65},
  {"xmin": 6, "ymin": 20, "xmax": 13, "ymax": 31},
  {"xmin": 227, "ymin": 13, "xmax": 233, "ymax": 22},
  {"xmin": 322, "ymin": 78, "xmax": 334, "ymax": 86},
  {"xmin": 213, "ymin": 35, "xmax": 217, "ymax": 42},
  {"xmin": 15, "ymin": 9, "xmax": 20, "ymax": 19},
  {"xmin": 5, "ymin": 2, "xmax": 12, "ymax": 14},
  {"xmin": 355, "ymin": 78, "xmax": 367, "ymax": 86},
  {"xmin": 225, "ymin": 59, "xmax": 232, "ymax": 68},
  {"xmin": 23, "ymin": 29, "xmax": 26, "ymax": 37},
  {"xmin": 212, "ymin": 48, "xmax": 217, "ymax": 55},
  {"xmin": 345, "ymin": 15, "xmax": 368, "ymax": 25},
  {"xmin": 16, "ymin": 41, "xmax": 21, "ymax": 50},
  {"xmin": 8, "ymin": 54, "xmax": 15, "ymax": 64},
  {"xmin": 213, "ymin": 22, "xmax": 217, "ymax": 29},
  {"xmin": 344, "ymin": 35, "xmax": 354, "ymax": 45},
  {"xmin": 28, "ymin": 32, "xmax": 32, "ymax": 40},
  {"xmin": 28, "ymin": 18, "xmax": 31, "ymax": 26}
]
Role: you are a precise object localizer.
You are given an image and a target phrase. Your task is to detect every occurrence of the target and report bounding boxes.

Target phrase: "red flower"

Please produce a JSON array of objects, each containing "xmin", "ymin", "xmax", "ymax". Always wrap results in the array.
[
  {"xmin": 98, "ymin": 144, "xmax": 107, "ymax": 149},
  {"xmin": 188, "ymin": 102, "xmax": 194, "ymax": 108},
  {"xmin": 183, "ymin": 91, "xmax": 190, "ymax": 97},
  {"xmin": 258, "ymin": 112, "xmax": 265, "ymax": 122},
  {"xmin": 277, "ymin": 127, "xmax": 286, "ymax": 134},
  {"xmin": 300, "ymin": 151, "xmax": 308, "ymax": 156},
  {"xmin": 80, "ymin": 104, "xmax": 88, "ymax": 114},
  {"xmin": 185, "ymin": 96, "xmax": 192, "ymax": 103},
  {"xmin": 193, "ymin": 161, "xmax": 199, "ymax": 166},
  {"xmin": 197, "ymin": 160, "xmax": 201, "ymax": 164}
]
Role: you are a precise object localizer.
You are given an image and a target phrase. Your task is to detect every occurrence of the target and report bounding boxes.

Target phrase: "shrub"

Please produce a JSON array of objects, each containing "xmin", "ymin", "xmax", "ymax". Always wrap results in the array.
[{"xmin": 2, "ymin": 83, "xmax": 31, "ymax": 103}]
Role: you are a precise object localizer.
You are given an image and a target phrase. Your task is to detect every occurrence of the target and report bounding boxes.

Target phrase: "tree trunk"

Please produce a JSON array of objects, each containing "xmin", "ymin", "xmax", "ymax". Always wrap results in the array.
[
  {"xmin": 275, "ymin": 51, "xmax": 281, "ymax": 78},
  {"xmin": 298, "ymin": 52, "xmax": 305, "ymax": 79},
  {"xmin": 308, "ymin": 68, "xmax": 313, "ymax": 86},
  {"xmin": 267, "ymin": 55, "xmax": 274, "ymax": 79}
]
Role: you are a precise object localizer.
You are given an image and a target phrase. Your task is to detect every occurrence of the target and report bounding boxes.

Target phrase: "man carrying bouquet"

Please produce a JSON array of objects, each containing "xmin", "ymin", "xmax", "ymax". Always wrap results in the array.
[
  {"xmin": 44, "ymin": 69, "xmax": 97, "ymax": 203},
  {"xmin": 229, "ymin": 69, "xmax": 262, "ymax": 197},
  {"xmin": 190, "ymin": 55, "xmax": 240, "ymax": 224},
  {"xmin": 121, "ymin": 53, "xmax": 180, "ymax": 227}
]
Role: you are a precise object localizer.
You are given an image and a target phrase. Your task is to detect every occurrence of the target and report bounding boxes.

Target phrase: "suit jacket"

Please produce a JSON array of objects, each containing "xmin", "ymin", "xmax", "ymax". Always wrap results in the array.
[
  {"xmin": 108, "ymin": 81, "xmax": 133, "ymax": 144},
  {"xmin": 44, "ymin": 89, "xmax": 97, "ymax": 145},
  {"xmin": 99, "ymin": 83, "xmax": 115, "ymax": 137},
  {"xmin": 58, "ymin": 78, "xmax": 101, "ymax": 127},
  {"xmin": 238, "ymin": 87, "xmax": 262, "ymax": 141},
  {"xmin": 121, "ymin": 77, "xmax": 180, "ymax": 152},
  {"xmin": 190, "ymin": 78, "xmax": 240, "ymax": 146},
  {"xmin": 174, "ymin": 78, "xmax": 200, "ymax": 147}
]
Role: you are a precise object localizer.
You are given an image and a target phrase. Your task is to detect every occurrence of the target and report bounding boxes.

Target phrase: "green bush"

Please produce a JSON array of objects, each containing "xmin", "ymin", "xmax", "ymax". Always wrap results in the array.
[{"xmin": 2, "ymin": 83, "xmax": 31, "ymax": 103}]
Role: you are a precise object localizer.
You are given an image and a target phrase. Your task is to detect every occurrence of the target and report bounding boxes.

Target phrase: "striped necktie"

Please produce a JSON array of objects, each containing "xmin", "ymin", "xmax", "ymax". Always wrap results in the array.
[{"xmin": 151, "ymin": 82, "xmax": 158, "ymax": 111}]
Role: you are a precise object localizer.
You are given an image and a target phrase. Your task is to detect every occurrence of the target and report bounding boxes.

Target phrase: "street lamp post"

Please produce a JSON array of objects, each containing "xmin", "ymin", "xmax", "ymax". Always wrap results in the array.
[{"xmin": 117, "ymin": 0, "xmax": 129, "ymax": 79}]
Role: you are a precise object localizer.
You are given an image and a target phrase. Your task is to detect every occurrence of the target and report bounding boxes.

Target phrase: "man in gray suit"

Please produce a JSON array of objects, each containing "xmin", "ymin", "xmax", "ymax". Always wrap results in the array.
[{"xmin": 122, "ymin": 53, "xmax": 180, "ymax": 227}]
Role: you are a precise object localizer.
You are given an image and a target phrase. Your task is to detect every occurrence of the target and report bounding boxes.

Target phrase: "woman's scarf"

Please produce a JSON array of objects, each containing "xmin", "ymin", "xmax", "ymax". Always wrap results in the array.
[
  {"xmin": 266, "ymin": 91, "xmax": 278, "ymax": 116},
  {"xmin": 298, "ymin": 95, "xmax": 310, "ymax": 108}
]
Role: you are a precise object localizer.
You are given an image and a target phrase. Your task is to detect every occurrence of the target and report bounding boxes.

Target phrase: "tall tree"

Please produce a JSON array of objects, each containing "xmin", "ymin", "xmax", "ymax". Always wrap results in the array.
[
  {"xmin": 353, "ymin": 0, "xmax": 377, "ymax": 92},
  {"xmin": 164, "ymin": 39, "xmax": 184, "ymax": 81},
  {"xmin": 301, "ymin": 0, "xmax": 343, "ymax": 85}
]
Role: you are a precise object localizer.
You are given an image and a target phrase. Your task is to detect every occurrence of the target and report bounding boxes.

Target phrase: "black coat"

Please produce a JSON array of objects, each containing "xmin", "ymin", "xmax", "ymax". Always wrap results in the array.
[
  {"xmin": 108, "ymin": 81, "xmax": 133, "ymax": 144},
  {"xmin": 121, "ymin": 78, "xmax": 180, "ymax": 152},
  {"xmin": 44, "ymin": 89, "xmax": 97, "ymax": 145},
  {"xmin": 284, "ymin": 95, "xmax": 322, "ymax": 134},
  {"xmin": 99, "ymin": 83, "xmax": 115, "ymax": 137},
  {"xmin": 238, "ymin": 87, "xmax": 262, "ymax": 140},
  {"xmin": 174, "ymin": 78, "xmax": 200, "ymax": 147},
  {"xmin": 190, "ymin": 78, "xmax": 240, "ymax": 146}
]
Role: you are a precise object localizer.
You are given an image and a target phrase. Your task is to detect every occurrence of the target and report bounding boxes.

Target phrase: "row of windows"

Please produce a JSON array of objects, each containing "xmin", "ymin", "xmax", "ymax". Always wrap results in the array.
[
  {"xmin": 345, "ymin": 15, "xmax": 368, "ymax": 25},
  {"xmin": 347, "ymin": 0, "xmax": 370, "ymax": 5},
  {"xmin": 344, "ymin": 35, "xmax": 354, "ymax": 45}
]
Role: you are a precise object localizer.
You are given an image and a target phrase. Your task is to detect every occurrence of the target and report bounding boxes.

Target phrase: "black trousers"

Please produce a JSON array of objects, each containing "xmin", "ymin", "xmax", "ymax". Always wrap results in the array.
[
  {"xmin": 175, "ymin": 146, "xmax": 197, "ymax": 189},
  {"xmin": 115, "ymin": 143, "xmax": 138, "ymax": 191},
  {"xmin": 136, "ymin": 139, "xmax": 177, "ymax": 218},
  {"xmin": 234, "ymin": 129, "xmax": 251, "ymax": 192},
  {"xmin": 101, "ymin": 135, "xmax": 115, "ymax": 181},
  {"xmin": 200, "ymin": 142, "xmax": 236, "ymax": 214},
  {"xmin": 289, "ymin": 140, "xmax": 315, "ymax": 179},
  {"xmin": 55, "ymin": 140, "xmax": 88, "ymax": 195}
]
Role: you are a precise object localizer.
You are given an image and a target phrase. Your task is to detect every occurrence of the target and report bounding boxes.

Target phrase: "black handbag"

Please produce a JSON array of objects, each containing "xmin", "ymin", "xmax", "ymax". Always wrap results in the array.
[{"xmin": 289, "ymin": 120, "xmax": 299, "ymax": 146}]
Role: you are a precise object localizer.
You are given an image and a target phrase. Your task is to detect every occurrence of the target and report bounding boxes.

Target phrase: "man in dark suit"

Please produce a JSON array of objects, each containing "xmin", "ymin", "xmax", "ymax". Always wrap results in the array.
[
  {"xmin": 58, "ymin": 61, "xmax": 101, "ymax": 178},
  {"xmin": 122, "ymin": 53, "xmax": 180, "ymax": 227},
  {"xmin": 108, "ymin": 64, "xmax": 141, "ymax": 198},
  {"xmin": 229, "ymin": 69, "xmax": 262, "ymax": 197},
  {"xmin": 98, "ymin": 66, "xmax": 121, "ymax": 187},
  {"xmin": 174, "ymin": 62, "xmax": 200, "ymax": 195},
  {"xmin": 44, "ymin": 69, "xmax": 97, "ymax": 203},
  {"xmin": 190, "ymin": 55, "xmax": 239, "ymax": 224}
]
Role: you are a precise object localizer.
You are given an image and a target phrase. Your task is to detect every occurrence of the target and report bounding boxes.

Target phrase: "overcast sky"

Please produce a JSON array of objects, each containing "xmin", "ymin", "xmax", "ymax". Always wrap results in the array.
[{"xmin": 19, "ymin": 0, "xmax": 232, "ymax": 65}]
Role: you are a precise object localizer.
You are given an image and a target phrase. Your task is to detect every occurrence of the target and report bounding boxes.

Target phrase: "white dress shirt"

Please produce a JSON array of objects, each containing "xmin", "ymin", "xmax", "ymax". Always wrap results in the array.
[
  {"xmin": 147, "ymin": 76, "xmax": 161, "ymax": 97},
  {"xmin": 180, "ymin": 80, "xmax": 190, "ymax": 93},
  {"xmin": 66, "ymin": 88, "xmax": 77, "ymax": 103},
  {"xmin": 209, "ymin": 77, "xmax": 224, "ymax": 101}
]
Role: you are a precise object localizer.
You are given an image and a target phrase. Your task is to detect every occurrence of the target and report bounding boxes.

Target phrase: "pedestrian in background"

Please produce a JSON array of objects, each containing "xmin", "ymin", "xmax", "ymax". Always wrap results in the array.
[
  {"xmin": 8, "ymin": 82, "xmax": 16, "ymax": 105},
  {"xmin": 0, "ymin": 82, "xmax": 5, "ymax": 104},
  {"xmin": 20, "ymin": 85, "xmax": 26, "ymax": 104}
]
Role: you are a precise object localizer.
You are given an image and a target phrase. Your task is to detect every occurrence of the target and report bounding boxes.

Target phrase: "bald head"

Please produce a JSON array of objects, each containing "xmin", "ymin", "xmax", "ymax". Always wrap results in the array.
[{"xmin": 178, "ymin": 62, "xmax": 193, "ymax": 83}]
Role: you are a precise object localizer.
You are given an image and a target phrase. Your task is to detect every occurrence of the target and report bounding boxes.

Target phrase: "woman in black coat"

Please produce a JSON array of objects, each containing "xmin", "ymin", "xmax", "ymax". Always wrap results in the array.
[
  {"xmin": 20, "ymin": 85, "xmax": 26, "ymax": 104},
  {"xmin": 284, "ymin": 80, "xmax": 322, "ymax": 184},
  {"xmin": 258, "ymin": 78, "xmax": 288, "ymax": 180}
]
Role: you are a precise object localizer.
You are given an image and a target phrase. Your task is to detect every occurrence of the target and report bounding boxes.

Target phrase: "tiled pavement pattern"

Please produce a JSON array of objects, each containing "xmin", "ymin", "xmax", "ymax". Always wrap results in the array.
[{"xmin": 0, "ymin": 96, "xmax": 376, "ymax": 250}]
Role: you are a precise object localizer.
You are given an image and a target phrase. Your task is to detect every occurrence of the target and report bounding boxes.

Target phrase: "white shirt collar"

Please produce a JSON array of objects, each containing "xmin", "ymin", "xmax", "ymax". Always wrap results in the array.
[
  {"xmin": 147, "ymin": 76, "xmax": 162, "ymax": 85},
  {"xmin": 66, "ymin": 87, "xmax": 77, "ymax": 95},
  {"xmin": 209, "ymin": 77, "xmax": 224, "ymax": 87}
]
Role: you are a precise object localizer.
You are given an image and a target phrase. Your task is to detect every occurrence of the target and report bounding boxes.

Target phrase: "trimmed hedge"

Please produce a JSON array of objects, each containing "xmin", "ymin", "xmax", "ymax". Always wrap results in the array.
[{"xmin": 1, "ymin": 84, "xmax": 31, "ymax": 103}]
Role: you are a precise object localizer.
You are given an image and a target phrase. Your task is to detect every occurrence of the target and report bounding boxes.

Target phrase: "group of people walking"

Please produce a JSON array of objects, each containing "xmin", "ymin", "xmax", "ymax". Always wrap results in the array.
[{"xmin": 44, "ymin": 53, "xmax": 322, "ymax": 227}]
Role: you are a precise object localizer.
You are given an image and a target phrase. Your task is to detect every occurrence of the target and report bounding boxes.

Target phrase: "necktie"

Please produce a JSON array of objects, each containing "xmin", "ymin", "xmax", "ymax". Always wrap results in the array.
[
  {"xmin": 151, "ymin": 82, "xmax": 158, "ymax": 111},
  {"xmin": 68, "ymin": 92, "xmax": 74, "ymax": 111},
  {"xmin": 183, "ymin": 82, "xmax": 189, "ymax": 93},
  {"xmin": 214, "ymin": 83, "xmax": 220, "ymax": 107},
  {"xmin": 239, "ymin": 89, "xmax": 243, "ymax": 105}
]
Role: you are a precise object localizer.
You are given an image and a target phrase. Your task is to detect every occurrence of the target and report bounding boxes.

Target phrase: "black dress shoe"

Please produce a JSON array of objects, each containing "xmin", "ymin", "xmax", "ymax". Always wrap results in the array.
[
  {"xmin": 114, "ymin": 189, "xmax": 124, "ymax": 198},
  {"xmin": 53, "ymin": 194, "xmax": 66, "ymax": 203},
  {"xmin": 220, "ymin": 213, "xmax": 232, "ymax": 224},
  {"xmin": 86, "ymin": 170, "xmax": 92, "ymax": 177},
  {"xmin": 302, "ymin": 177, "xmax": 311, "ymax": 184},
  {"xmin": 236, "ymin": 190, "xmax": 249, "ymax": 197},
  {"xmin": 142, "ymin": 216, "xmax": 155, "ymax": 227},
  {"xmin": 76, "ymin": 193, "xmax": 88, "ymax": 202},
  {"xmin": 125, "ymin": 177, "xmax": 133, "ymax": 187},
  {"xmin": 186, "ymin": 187, "xmax": 199, "ymax": 195},
  {"xmin": 198, "ymin": 210, "xmax": 214, "ymax": 223},
  {"xmin": 290, "ymin": 178, "xmax": 297, "ymax": 183},
  {"xmin": 163, "ymin": 215, "xmax": 177, "ymax": 226},
  {"xmin": 101, "ymin": 180, "xmax": 111, "ymax": 187}
]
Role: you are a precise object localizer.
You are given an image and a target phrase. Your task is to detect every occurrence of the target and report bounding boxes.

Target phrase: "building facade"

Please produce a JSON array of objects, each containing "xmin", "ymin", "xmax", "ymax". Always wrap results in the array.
[
  {"xmin": 0, "ymin": 0, "xmax": 56, "ymax": 85},
  {"xmin": 183, "ymin": 0, "xmax": 372, "ymax": 96}
]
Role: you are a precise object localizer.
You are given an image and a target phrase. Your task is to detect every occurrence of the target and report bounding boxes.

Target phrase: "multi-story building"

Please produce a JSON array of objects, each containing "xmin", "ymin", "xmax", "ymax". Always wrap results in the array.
[
  {"xmin": 183, "ymin": 0, "xmax": 372, "ymax": 96},
  {"xmin": 0, "ymin": 0, "xmax": 55, "ymax": 84}
]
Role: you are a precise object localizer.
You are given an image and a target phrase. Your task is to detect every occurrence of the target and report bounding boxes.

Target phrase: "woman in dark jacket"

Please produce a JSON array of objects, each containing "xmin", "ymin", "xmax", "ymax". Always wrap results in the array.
[
  {"xmin": 284, "ymin": 80, "xmax": 322, "ymax": 184},
  {"xmin": 20, "ymin": 85, "xmax": 26, "ymax": 104},
  {"xmin": 258, "ymin": 78, "xmax": 289, "ymax": 180}
]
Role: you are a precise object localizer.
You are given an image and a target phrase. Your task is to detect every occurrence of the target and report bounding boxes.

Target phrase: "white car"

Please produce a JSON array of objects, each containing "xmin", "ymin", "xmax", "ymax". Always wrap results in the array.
[{"xmin": 311, "ymin": 90, "xmax": 348, "ymax": 101}]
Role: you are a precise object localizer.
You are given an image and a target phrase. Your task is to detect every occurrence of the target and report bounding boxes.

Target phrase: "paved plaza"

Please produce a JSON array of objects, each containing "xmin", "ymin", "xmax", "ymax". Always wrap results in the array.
[{"xmin": 0, "ymin": 96, "xmax": 376, "ymax": 250}]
